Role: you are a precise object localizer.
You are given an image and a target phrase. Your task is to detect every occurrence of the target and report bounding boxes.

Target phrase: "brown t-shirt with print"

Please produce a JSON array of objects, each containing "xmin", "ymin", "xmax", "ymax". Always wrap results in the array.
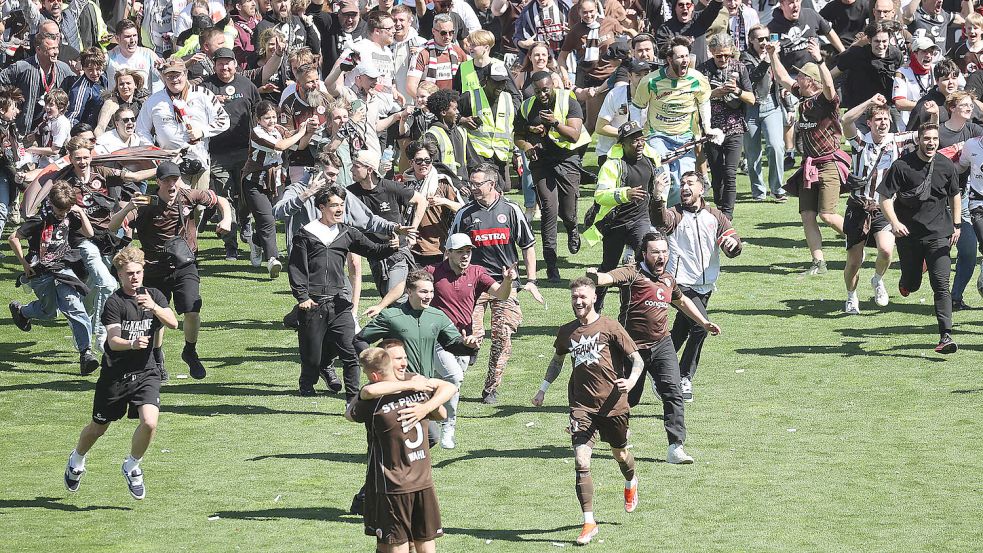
[
  {"xmin": 351, "ymin": 389, "xmax": 436, "ymax": 494},
  {"xmin": 605, "ymin": 263, "xmax": 684, "ymax": 349},
  {"xmin": 554, "ymin": 315, "xmax": 638, "ymax": 417},
  {"xmin": 559, "ymin": 18, "xmax": 624, "ymax": 82},
  {"xmin": 129, "ymin": 188, "xmax": 217, "ymax": 265}
]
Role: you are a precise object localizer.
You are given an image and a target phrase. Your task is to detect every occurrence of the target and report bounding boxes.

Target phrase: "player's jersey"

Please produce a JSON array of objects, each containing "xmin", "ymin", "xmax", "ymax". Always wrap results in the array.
[
  {"xmin": 847, "ymin": 131, "xmax": 916, "ymax": 202},
  {"xmin": 605, "ymin": 263, "xmax": 683, "ymax": 349},
  {"xmin": 449, "ymin": 196, "xmax": 535, "ymax": 280},
  {"xmin": 632, "ymin": 67, "xmax": 710, "ymax": 138},
  {"xmin": 279, "ymin": 93, "xmax": 328, "ymax": 168},
  {"xmin": 554, "ymin": 315, "xmax": 638, "ymax": 417},
  {"xmin": 351, "ymin": 390, "xmax": 435, "ymax": 494}
]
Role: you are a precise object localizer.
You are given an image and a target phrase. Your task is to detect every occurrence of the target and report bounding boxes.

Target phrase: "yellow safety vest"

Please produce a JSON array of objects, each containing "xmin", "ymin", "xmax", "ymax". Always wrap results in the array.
[
  {"xmin": 520, "ymin": 90, "xmax": 590, "ymax": 150},
  {"xmin": 459, "ymin": 60, "xmax": 515, "ymax": 161},
  {"xmin": 425, "ymin": 125, "xmax": 468, "ymax": 175}
]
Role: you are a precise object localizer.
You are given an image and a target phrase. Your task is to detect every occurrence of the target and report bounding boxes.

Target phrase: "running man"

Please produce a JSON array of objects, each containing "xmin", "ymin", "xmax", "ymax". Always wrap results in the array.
[
  {"xmin": 63, "ymin": 246, "xmax": 179, "ymax": 500},
  {"xmin": 531, "ymin": 276, "xmax": 645, "ymax": 546}
]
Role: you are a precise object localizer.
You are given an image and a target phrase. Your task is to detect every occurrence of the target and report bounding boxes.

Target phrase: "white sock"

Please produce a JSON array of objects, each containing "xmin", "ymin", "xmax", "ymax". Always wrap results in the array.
[
  {"xmin": 69, "ymin": 449, "xmax": 86, "ymax": 470},
  {"xmin": 123, "ymin": 454, "xmax": 141, "ymax": 473},
  {"xmin": 626, "ymin": 476, "xmax": 637, "ymax": 488},
  {"xmin": 871, "ymin": 273, "xmax": 883, "ymax": 284},
  {"xmin": 583, "ymin": 511, "xmax": 595, "ymax": 525},
  {"xmin": 847, "ymin": 290, "xmax": 858, "ymax": 303}
]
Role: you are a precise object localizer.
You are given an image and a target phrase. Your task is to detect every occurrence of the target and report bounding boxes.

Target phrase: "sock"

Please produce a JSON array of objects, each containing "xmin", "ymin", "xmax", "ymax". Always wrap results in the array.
[
  {"xmin": 871, "ymin": 273, "xmax": 883, "ymax": 284},
  {"xmin": 625, "ymin": 476, "xmax": 637, "ymax": 489},
  {"xmin": 184, "ymin": 341, "xmax": 196, "ymax": 352},
  {"xmin": 123, "ymin": 454, "xmax": 141, "ymax": 473},
  {"xmin": 69, "ymin": 449, "xmax": 86, "ymax": 470},
  {"xmin": 583, "ymin": 511, "xmax": 595, "ymax": 525},
  {"xmin": 617, "ymin": 452, "xmax": 636, "ymax": 482},
  {"xmin": 575, "ymin": 469, "xmax": 594, "ymax": 513},
  {"xmin": 847, "ymin": 290, "xmax": 858, "ymax": 303}
]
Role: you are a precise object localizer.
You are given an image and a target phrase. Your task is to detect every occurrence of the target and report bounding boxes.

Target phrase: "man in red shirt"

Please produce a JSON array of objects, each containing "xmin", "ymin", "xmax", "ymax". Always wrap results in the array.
[{"xmin": 425, "ymin": 233, "xmax": 514, "ymax": 448}]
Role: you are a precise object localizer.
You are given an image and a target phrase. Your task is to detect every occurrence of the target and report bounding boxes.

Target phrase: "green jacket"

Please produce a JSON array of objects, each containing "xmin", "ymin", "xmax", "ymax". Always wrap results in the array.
[{"xmin": 356, "ymin": 303, "xmax": 472, "ymax": 378}]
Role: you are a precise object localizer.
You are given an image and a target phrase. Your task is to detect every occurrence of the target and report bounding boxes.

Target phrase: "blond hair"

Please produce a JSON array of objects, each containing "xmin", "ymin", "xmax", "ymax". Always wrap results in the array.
[{"xmin": 113, "ymin": 246, "xmax": 146, "ymax": 270}]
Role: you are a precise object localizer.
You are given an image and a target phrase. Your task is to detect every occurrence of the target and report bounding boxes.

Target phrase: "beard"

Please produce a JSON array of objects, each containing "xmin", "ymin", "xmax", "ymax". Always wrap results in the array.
[
  {"xmin": 670, "ymin": 58, "xmax": 688, "ymax": 76},
  {"xmin": 305, "ymin": 88, "xmax": 328, "ymax": 108}
]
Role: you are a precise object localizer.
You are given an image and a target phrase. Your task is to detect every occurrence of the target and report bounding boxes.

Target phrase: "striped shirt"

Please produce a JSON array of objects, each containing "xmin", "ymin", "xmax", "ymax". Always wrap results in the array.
[
  {"xmin": 792, "ymin": 84, "xmax": 842, "ymax": 158},
  {"xmin": 243, "ymin": 125, "xmax": 284, "ymax": 174},
  {"xmin": 632, "ymin": 67, "xmax": 710, "ymax": 137}
]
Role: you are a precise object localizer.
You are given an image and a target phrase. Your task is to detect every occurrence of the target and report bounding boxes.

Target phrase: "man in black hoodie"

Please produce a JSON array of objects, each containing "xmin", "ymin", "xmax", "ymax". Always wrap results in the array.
[
  {"xmin": 654, "ymin": 0, "xmax": 725, "ymax": 65},
  {"xmin": 288, "ymin": 185, "xmax": 400, "ymax": 399}
]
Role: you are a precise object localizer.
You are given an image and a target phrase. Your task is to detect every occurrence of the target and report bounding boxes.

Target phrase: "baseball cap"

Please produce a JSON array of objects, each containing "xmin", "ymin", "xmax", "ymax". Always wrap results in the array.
[
  {"xmin": 445, "ymin": 233, "xmax": 475, "ymax": 250},
  {"xmin": 792, "ymin": 62, "xmax": 823, "ymax": 83},
  {"xmin": 352, "ymin": 63, "xmax": 382, "ymax": 79},
  {"xmin": 156, "ymin": 161, "xmax": 182, "ymax": 179},
  {"xmin": 911, "ymin": 36, "xmax": 939, "ymax": 52},
  {"xmin": 488, "ymin": 63, "xmax": 510, "ymax": 81},
  {"xmin": 160, "ymin": 57, "xmax": 186, "ymax": 74},
  {"xmin": 618, "ymin": 120, "xmax": 644, "ymax": 142},
  {"xmin": 354, "ymin": 149, "xmax": 381, "ymax": 174},
  {"xmin": 624, "ymin": 58, "xmax": 652, "ymax": 74},
  {"xmin": 212, "ymin": 47, "xmax": 236, "ymax": 61}
]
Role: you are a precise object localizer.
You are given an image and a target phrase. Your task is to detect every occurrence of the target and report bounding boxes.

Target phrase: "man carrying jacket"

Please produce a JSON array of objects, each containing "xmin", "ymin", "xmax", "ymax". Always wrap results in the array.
[{"xmin": 651, "ymin": 170, "xmax": 742, "ymax": 403}]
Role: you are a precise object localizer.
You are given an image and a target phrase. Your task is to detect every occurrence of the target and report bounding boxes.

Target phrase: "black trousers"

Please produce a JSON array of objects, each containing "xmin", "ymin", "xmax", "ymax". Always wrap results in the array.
[
  {"xmin": 627, "ymin": 336, "xmax": 686, "ymax": 446},
  {"xmin": 671, "ymin": 287, "xmax": 712, "ymax": 381},
  {"xmin": 532, "ymin": 159, "xmax": 580, "ymax": 270},
  {"xmin": 595, "ymin": 217, "xmax": 650, "ymax": 312},
  {"xmin": 243, "ymin": 181, "xmax": 279, "ymax": 261},
  {"xmin": 971, "ymin": 207, "xmax": 983, "ymax": 254},
  {"xmin": 297, "ymin": 296, "xmax": 359, "ymax": 398},
  {"xmin": 705, "ymin": 133, "xmax": 742, "ymax": 220},
  {"xmin": 897, "ymin": 235, "xmax": 953, "ymax": 337}
]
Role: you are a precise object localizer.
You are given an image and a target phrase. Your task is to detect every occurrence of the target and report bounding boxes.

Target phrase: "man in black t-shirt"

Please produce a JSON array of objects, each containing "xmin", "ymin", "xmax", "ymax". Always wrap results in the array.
[
  {"xmin": 63, "ymin": 246, "xmax": 179, "ymax": 500},
  {"xmin": 820, "ymin": 0, "xmax": 870, "ymax": 49},
  {"xmin": 768, "ymin": 0, "xmax": 845, "ymax": 71},
  {"xmin": 8, "ymin": 181, "xmax": 99, "ymax": 375},
  {"xmin": 833, "ymin": 22, "xmax": 904, "ymax": 110},
  {"xmin": 347, "ymin": 149, "xmax": 427, "ymax": 311},
  {"xmin": 515, "ymin": 71, "xmax": 591, "ymax": 282},
  {"xmin": 878, "ymin": 123, "xmax": 961, "ymax": 354}
]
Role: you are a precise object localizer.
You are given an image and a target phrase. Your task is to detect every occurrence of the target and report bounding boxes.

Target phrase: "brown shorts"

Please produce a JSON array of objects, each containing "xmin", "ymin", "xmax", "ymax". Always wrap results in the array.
[
  {"xmin": 798, "ymin": 161, "xmax": 842, "ymax": 215},
  {"xmin": 370, "ymin": 487, "xmax": 444, "ymax": 545},
  {"xmin": 569, "ymin": 409, "xmax": 630, "ymax": 449}
]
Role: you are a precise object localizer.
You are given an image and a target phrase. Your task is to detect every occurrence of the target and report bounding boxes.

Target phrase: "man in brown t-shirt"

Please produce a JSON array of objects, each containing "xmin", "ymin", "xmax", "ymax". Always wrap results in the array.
[
  {"xmin": 589, "ymin": 231, "xmax": 722, "ymax": 465},
  {"xmin": 348, "ymin": 346, "xmax": 455, "ymax": 551},
  {"xmin": 109, "ymin": 161, "xmax": 232, "ymax": 380},
  {"xmin": 531, "ymin": 277, "xmax": 644, "ymax": 546}
]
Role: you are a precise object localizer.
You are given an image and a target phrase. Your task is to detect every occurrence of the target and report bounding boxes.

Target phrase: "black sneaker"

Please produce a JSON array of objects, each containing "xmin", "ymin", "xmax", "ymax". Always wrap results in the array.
[
  {"xmin": 64, "ymin": 456, "xmax": 84, "ymax": 492},
  {"xmin": 935, "ymin": 334, "xmax": 958, "ymax": 354},
  {"xmin": 319, "ymin": 367, "xmax": 343, "ymax": 393},
  {"xmin": 182, "ymin": 348, "xmax": 207, "ymax": 379},
  {"xmin": 481, "ymin": 390, "xmax": 498, "ymax": 405},
  {"xmin": 9, "ymin": 301, "xmax": 31, "ymax": 331},
  {"xmin": 350, "ymin": 490, "xmax": 365, "ymax": 515},
  {"xmin": 546, "ymin": 267, "xmax": 562, "ymax": 283},
  {"xmin": 224, "ymin": 244, "xmax": 239, "ymax": 261},
  {"xmin": 298, "ymin": 387, "xmax": 317, "ymax": 397},
  {"xmin": 567, "ymin": 228, "xmax": 582, "ymax": 254},
  {"xmin": 784, "ymin": 153, "xmax": 796, "ymax": 171},
  {"xmin": 468, "ymin": 353, "xmax": 478, "ymax": 367},
  {"xmin": 122, "ymin": 464, "xmax": 146, "ymax": 500},
  {"xmin": 80, "ymin": 349, "xmax": 99, "ymax": 376},
  {"xmin": 952, "ymin": 298, "xmax": 972, "ymax": 311}
]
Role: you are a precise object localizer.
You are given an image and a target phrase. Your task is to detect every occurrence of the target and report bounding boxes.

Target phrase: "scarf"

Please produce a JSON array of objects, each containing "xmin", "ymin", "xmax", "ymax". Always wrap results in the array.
[
  {"xmin": 424, "ymin": 41, "xmax": 461, "ymax": 81},
  {"xmin": 910, "ymin": 55, "xmax": 931, "ymax": 75},
  {"xmin": 730, "ymin": 9, "xmax": 747, "ymax": 52},
  {"xmin": 583, "ymin": 21, "xmax": 601, "ymax": 63}
]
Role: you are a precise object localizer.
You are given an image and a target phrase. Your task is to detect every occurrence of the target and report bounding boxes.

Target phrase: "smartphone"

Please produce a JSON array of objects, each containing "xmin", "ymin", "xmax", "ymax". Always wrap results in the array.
[
  {"xmin": 148, "ymin": 196, "xmax": 160, "ymax": 206},
  {"xmin": 770, "ymin": 33, "xmax": 779, "ymax": 42}
]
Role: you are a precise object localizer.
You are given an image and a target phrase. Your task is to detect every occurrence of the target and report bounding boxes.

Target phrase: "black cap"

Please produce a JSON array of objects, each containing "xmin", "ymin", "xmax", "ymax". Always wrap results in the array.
[
  {"xmin": 603, "ymin": 39, "xmax": 630, "ymax": 62},
  {"xmin": 625, "ymin": 58, "xmax": 652, "ymax": 74},
  {"xmin": 156, "ymin": 161, "xmax": 181, "ymax": 179},
  {"xmin": 212, "ymin": 47, "xmax": 236, "ymax": 61},
  {"xmin": 618, "ymin": 120, "xmax": 644, "ymax": 142}
]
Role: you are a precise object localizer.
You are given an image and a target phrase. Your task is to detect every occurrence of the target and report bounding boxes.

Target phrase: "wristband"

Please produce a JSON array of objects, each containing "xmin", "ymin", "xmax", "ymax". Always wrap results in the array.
[
  {"xmin": 526, "ymin": 279, "xmax": 538, "ymax": 286},
  {"xmin": 539, "ymin": 380, "xmax": 551, "ymax": 393}
]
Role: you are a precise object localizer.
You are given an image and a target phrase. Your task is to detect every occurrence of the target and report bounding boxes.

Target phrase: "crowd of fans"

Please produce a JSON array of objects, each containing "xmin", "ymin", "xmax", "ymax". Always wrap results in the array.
[{"xmin": 2, "ymin": 0, "xmax": 981, "ymax": 547}]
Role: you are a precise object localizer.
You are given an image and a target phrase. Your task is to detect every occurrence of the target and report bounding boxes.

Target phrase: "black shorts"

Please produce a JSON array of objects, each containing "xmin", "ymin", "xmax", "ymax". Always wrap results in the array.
[
  {"xmin": 569, "ymin": 409, "xmax": 630, "ymax": 449},
  {"xmin": 92, "ymin": 370, "xmax": 162, "ymax": 424},
  {"xmin": 367, "ymin": 487, "xmax": 444, "ymax": 545},
  {"xmin": 144, "ymin": 262, "xmax": 202, "ymax": 314},
  {"xmin": 844, "ymin": 204, "xmax": 892, "ymax": 250}
]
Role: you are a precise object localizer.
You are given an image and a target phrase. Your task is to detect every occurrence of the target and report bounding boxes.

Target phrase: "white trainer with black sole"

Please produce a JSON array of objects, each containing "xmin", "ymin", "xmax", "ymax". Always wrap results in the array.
[
  {"xmin": 122, "ymin": 464, "xmax": 146, "ymax": 500},
  {"xmin": 680, "ymin": 377, "xmax": 693, "ymax": 403}
]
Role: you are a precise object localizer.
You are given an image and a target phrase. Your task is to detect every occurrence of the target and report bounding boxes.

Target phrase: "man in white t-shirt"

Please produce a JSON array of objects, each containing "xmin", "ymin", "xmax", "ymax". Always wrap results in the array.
[
  {"xmin": 107, "ymin": 19, "xmax": 164, "ymax": 95},
  {"xmin": 594, "ymin": 59, "xmax": 649, "ymax": 166},
  {"xmin": 95, "ymin": 107, "xmax": 151, "ymax": 154}
]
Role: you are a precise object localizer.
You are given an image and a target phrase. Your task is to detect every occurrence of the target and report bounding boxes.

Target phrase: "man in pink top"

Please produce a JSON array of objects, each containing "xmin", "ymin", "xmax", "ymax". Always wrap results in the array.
[{"xmin": 425, "ymin": 233, "xmax": 514, "ymax": 448}]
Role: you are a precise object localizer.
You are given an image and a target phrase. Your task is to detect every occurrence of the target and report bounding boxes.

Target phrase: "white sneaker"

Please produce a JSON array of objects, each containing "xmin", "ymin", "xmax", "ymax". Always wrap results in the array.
[
  {"xmin": 92, "ymin": 328, "xmax": 107, "ymax": 354},
  {"xmin": 249, "ymin": 241, "xmax": 263, "ymax": 267},
  {"xmin": 440, "ymin": 424, "xmax": 456, "ymax": 449},
  {"xmin": 680, "ymin": 378, "xmax": 693, "ymax": 403},
  {"xmin": 844, "ymin": 298, "xmax": 861, "ymax": 315},
  {"xmin": 667, "ymin": 443, "xmax": 694, "ymax": 464},
  {"xmin": 122, "ymin": 464, "xmax": 146, "ymax": 500},
  {"xmin": 871, "ymin": 276, "xmax": 889, "ymax": 307},
  {"xmin": 268, "ymin": 257, "xmax": 282, "ymax": 279}
]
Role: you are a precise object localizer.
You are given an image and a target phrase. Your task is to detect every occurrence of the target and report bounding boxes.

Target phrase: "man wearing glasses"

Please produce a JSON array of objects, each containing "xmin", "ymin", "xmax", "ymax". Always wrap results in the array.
[
  {"xmin": 332, "ymin": 11, "xmax": 398, "ymax": 94},
  {"xmin": 95, "ymin": 108, "xmax": 150, "ymax": 153},
  {"xmin": 449, "ymin": 163, "xmax": 539, "ymax": 405},
  {"xmin": 405, "ymin": 14, "xmax": 472, "ymax": 98}
]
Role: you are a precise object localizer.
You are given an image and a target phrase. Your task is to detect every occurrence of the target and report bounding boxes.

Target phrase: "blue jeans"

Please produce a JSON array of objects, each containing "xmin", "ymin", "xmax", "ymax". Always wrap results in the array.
[
  {"xmin": 520, "ymin": 152, "xmax": 536, "ymax": 209},
  {"xmin": 78, "ymin": 240, "xmax": 118, "ymax": 335},
  {"xmin": 21, "ymin": 269, "xmax": 92, "ymax": 352},
  {"xmin": 744, "ymin": 99, "xmax": 787, "ymax": 199},
  {"xmin": 647, "ymin": 134, "xmax": 695, "ymax": 207},
  {"xmin": 952, "ymin": 195, "xmax": 977, "ymax": 301}
]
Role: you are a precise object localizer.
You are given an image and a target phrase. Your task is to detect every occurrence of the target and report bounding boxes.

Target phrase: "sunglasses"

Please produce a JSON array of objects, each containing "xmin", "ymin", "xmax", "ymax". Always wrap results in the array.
[
  {"xmin": 118, "ymin": 116, "xmax": 137, "ymax": 123},
  {"xmin": 413, "ymin": 157, "xmax": 432, "ymax": 165},
  {"xmin": 436, "ymin": 30, "xmax": 455, "ymax": 36}
]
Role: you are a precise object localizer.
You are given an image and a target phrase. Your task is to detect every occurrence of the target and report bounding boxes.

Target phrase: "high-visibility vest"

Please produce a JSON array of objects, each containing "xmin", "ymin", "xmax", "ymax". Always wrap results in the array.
[
  {"xmin": 459, "ymin": 60, "xmax": 515, "ymax": 161},
  {"xmin": 520, "ymin": 89, "xmax": 590, "ymax": 150},
  {"xmin": 425, "ymin": 124, "xmax": 468, "ymax": 175}
]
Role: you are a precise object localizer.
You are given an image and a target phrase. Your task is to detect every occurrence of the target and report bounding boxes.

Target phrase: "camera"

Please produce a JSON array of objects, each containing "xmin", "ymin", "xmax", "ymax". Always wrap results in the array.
[{"xmin": 178, "ymin": 158, "xmax": 203, "ymax": 176}]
